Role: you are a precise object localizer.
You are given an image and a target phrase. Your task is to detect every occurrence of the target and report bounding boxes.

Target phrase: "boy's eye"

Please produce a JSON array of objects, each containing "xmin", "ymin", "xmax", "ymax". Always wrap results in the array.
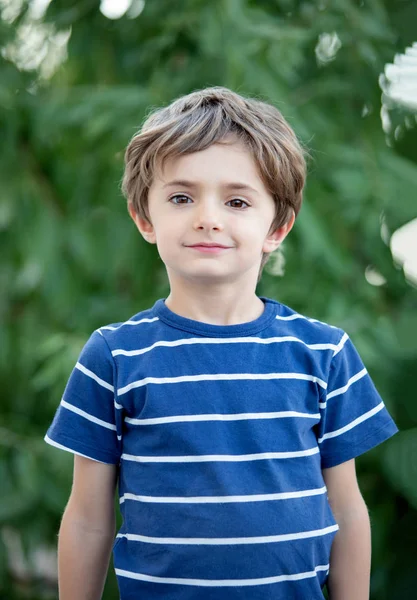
[
  {"xmin": 227, "ymin": 198, "xmax": 249, "ymax": 209},
  {"xmin": 170, "ymin": 194, "xmax": 192, "ymax": 204}
]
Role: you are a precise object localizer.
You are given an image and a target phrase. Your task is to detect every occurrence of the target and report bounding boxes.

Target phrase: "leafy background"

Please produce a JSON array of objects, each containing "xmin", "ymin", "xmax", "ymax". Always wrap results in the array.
[{"xmin": 1, "ymin": 0, "xmax": 417, "ymax": 598}]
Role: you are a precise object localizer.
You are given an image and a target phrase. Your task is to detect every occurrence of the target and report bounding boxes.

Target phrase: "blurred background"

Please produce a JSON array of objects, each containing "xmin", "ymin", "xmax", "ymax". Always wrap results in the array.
[{"xmin": 1, "ymin": 0, "xmax": 417, "ymax": 598}]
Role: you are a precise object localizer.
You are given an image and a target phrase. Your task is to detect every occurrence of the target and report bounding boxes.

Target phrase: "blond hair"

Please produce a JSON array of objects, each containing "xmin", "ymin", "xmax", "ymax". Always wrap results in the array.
[{"xmin": 121, "ymin": 86, "xmax": 308, "ymax": 278}]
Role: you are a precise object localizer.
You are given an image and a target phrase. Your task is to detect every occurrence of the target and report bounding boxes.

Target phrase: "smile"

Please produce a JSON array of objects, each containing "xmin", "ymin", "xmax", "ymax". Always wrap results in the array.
[{"xmin": 187, "ymin": 245, "xmax": 231, "ymax": 254}]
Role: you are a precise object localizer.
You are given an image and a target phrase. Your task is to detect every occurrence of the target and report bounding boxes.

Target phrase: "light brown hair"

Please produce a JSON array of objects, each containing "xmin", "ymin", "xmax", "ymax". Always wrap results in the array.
[{"xmin": 121, "ymin": 86, "xmax": 308, "ymax": 278}]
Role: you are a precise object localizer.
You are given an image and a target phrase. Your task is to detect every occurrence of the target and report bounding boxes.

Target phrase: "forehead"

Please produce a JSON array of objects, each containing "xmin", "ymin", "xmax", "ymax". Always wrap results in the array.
[{"xmin": 154, "ymin": 139, "xmax": 267, "ymax": 192}]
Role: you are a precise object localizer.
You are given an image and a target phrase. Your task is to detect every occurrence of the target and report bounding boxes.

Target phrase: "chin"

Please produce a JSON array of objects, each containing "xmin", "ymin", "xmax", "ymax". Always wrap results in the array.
[{"xmin": 183, "ymin": 270, "xmax": 234, "ymax": 283}]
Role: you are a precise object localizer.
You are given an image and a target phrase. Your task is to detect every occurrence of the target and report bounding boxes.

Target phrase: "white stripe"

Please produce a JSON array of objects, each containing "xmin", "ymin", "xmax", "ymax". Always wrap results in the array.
[
  {"xmin": 125, "ymin": 410, "xmax": 320, "ymax": 426},
  {"xmin": 326, "ymin": 368, "xmax": 368, "ymax": 402},
  {"xmin": 318, "ymin": 401, "xmax": 385, "ymax": 443},
  {"xmin": 332, "ymin": 332, "xmax": 349, "ymax": 357},
  {"xmin": 275, "ymin": 314, "xmax": 321, "ymax": 322},
  {"xmin": 44, "ymin": 435, "xmax": 109, "ymax": 464},
  {"xmin": 100, "ymin": 317, "xmax": 159, "ymax": 331},
  {"xmin": 118, "ymin": 372, "xmax": 327, "ymax": 396},
  {"xmin": 112, "ymin": 336, "xmax": 339, "ymax": 357},
  {"xmin": 119, "ymin": 486, "xmax": 327, "ymax": 504},
  {"xmin": 121, "ymin": 447, "xmax": 319, "ymax": 463},
  {"xmin": 61, "ymin": 399, "xmax": 116, "ymax": 431},
  {"xmin": 276, "ymin": 313, "xmax": 337, "ymax": 329},
  {"xmin": 115, "ymin": 564, "xmax": 330, "ymax": 586},
  {"xmin": 116, "ymin": 524, "xmax": 338, "ymax": 546},
  {"xmin": 114, "ymin": 401, "xmax": 123, "ymax": 409},
  {"xmin": 75, "ymin": 362, "xmax": 114, "ymax": 392}
]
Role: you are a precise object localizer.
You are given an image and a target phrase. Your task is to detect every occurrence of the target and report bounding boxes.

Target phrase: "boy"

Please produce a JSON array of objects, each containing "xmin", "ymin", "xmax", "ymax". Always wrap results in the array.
[{"xmin": 45, "ymin": 87, "xmax": 398, "ymax": 599}]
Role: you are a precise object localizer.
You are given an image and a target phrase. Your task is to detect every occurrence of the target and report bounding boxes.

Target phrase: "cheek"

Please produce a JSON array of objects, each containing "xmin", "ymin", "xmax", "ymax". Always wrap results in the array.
[
  {"xmin": 153, "ymin": 223, "xmax": 180, "ymax": 254},
  {"xmin": 155, "ymin": 233, "xmax": 174, "ymax": 250},
  {"xmin": 152, "ymin": 214, "xmax": 175, "ymax": 238},
  {"xmin": 237, "ymin": 217, "xmax": 271, "ymax": 243}
]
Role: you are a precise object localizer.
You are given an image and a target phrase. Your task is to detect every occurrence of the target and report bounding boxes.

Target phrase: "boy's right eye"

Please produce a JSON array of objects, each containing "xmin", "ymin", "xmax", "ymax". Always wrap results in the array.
[{"xmin": 169, "ymin": 194, "xmax": 192, "ymax": 204}]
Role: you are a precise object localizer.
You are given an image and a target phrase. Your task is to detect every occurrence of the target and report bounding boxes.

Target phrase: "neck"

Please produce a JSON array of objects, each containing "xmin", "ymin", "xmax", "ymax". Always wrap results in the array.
[{"xmin": 164, "ymin": 278, "xmax": 264, "ymax": 326}]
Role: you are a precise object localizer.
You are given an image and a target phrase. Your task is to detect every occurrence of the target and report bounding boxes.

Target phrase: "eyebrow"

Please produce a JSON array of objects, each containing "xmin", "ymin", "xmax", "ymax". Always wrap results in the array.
[{"xmin": 162, "ymin": 179, "xmax": 260, "ymax": 195}]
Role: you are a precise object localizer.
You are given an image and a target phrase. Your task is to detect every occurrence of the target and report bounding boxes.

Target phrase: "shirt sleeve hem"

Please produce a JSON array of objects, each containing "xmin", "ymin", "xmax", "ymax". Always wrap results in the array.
[
  {"xmin": 44, "ymin": 433, "xmax": 120, "ymax": 465},
  {"xmin": 320, "ymin": 419, "xmax": 399, "ymax": 469}
]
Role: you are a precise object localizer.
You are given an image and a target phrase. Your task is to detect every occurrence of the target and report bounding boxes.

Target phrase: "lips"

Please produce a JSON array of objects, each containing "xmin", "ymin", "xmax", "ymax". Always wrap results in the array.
[
  {"xmin": 187, "ymin": 243, "xmax": 231, "ymax": 248},
  {"xmin": 186, "ymin": 243, "xmax": 232, "ymax": 254}
]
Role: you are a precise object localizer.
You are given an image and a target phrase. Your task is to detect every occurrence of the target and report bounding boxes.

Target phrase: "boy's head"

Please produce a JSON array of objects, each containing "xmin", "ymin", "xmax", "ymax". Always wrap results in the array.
[{"xmin": 122, "ymin": 87, "xmax": 307, "ymax": 284}]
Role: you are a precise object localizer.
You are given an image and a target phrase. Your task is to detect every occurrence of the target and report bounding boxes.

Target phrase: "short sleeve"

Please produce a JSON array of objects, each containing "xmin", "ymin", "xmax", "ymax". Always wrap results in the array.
[
  {"xmin": 318, "ymin": 330, "xmax": 398, "ymax": 469},
  {"xmin": 44, "ymin": 330, "xmax": 122, "ymax": 465}
]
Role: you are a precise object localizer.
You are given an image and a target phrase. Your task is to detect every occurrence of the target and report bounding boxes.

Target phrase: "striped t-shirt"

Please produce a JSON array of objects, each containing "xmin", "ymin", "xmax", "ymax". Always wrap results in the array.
[{"xmin": 45, "ymin": 296, "xmax": 397, "ymax": 599}]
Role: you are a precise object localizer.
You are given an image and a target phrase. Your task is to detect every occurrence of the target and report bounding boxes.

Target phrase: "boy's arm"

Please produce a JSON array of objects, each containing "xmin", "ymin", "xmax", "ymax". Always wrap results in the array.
[
  {"xmin": 322, "ymin": 459, "xmax": 371, "ymax": 600},
  {"xmin": 58, "ymin": 455, "xmax": 118, "ymax": 600}
]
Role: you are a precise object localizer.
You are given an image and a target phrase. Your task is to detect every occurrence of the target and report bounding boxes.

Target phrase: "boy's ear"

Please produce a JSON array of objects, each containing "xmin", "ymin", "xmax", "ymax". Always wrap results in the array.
[
  {"xmin": 263, "ymin": 210, "xmax": 295, "ymax": 254},
  {"xmin": 128, "ymin": 203, "xmax": 156, "ymax": 244}
]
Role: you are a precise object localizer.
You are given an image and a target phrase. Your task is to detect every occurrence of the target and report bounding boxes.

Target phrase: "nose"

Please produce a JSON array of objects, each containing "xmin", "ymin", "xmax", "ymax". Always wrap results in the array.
[{"xmin": 193, "ymin": 201, "xmax": 224, "ymax": 232}]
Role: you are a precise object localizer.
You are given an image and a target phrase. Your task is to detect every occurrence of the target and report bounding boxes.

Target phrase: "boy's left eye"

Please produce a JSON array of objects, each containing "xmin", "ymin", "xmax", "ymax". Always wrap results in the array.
[{"xmin": 227, "ymin": 199, "xmax": 249, "ymax": 209}]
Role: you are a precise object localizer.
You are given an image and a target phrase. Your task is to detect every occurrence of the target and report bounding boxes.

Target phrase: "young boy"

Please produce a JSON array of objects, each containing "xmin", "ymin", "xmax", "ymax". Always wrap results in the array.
[{"xmin": 45, "ymin": 87, "xmax": 398, "ymax": 599}]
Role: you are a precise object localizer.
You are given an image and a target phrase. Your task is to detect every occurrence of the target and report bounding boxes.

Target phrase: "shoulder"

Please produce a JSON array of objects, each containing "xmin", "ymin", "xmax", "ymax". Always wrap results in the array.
[
  {"xmin": 93, "ymin": 302, "xmax": 161, "ymax": 347},
  {"xmin": 265, "ymin": 297, "xmax": 345, "ymax": 348}
]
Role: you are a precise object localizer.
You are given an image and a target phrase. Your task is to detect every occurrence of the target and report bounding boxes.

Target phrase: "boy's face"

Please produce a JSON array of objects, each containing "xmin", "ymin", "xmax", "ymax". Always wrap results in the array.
[{"xmin": 129, "ymin": 138, "xmax": 295, "ymax": 288}]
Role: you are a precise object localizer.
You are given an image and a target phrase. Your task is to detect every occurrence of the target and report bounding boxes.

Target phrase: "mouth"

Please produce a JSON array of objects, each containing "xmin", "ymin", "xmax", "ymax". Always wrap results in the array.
[
  {"xmin": 186, "ymin": 244, "xmax": 232, "ymax": 254},
  {"xmin": 186, "ymin": 244, "xmax": 231, "ymax": 249}
]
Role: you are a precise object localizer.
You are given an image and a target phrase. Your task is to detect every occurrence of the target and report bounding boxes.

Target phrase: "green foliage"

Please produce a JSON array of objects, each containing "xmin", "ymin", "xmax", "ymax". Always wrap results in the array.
[{"xmin": 1, "ymin": 0, "xmax": 416, "ymax": 598}]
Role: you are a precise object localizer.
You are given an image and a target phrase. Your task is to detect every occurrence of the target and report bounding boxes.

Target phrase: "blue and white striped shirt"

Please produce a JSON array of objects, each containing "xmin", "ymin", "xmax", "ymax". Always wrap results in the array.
[{"xmin": 45, "ymin": 297, "xmax": 398, "ymax": 599}]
